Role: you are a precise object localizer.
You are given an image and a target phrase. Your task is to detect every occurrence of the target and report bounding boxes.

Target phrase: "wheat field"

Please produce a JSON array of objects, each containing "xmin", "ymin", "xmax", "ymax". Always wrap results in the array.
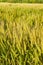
[{"xmin": 0, "ymin": 3, "xmax": 43, "ymax": 65}]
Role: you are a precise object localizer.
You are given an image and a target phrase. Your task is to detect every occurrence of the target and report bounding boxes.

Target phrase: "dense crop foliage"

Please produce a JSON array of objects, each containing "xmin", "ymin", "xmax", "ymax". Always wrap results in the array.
[
  {"xmin": 0, "ymin": 0, "xmax": 43, "ymax": 3},
  {"xmin": 0, "ymin": 4, "xmax": 43, "ymax": 65}
]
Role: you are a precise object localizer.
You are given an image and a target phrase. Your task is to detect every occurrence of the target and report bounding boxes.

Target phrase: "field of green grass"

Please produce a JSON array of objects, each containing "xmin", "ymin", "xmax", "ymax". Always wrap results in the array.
[
  {"xmin": 0, "ymin": 3, "xmax": 43, "ymax": 65},
  {"xmin": 0, "ymin": 0, "xmax": 43, "ymax": 3}
]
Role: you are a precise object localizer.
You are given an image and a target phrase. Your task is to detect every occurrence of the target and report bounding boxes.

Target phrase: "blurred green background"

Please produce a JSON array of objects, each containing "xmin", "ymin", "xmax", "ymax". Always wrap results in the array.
[{"xmin": 0, "ymin": 0, "xmax": 43, "ymax": 3}]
